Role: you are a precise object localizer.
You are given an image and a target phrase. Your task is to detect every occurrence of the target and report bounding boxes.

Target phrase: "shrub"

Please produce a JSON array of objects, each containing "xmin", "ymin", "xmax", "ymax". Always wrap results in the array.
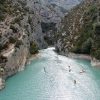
[
  {"xmin": 93, "ymin": 22, "xmax": 100, "ymax": 35},
  {"xmin": 29, "ymin": 41, "xmax": 38, "ymax": 54},
  {"xmin": 92, "ymin": 49, "xmax": 100, "ymax": 59},
  {"xmin": 28, "ymin": 16, "xmax": 32, "ymax": 25},
  {"xmin": 10, "ymin": 25, "xmax": 18, "ymax": 33},
  {"xmin": 88, "ymin": 5, "xmax": 97, "ymax": 14},
  {"xmin": 72, "ymin": 46, "xmax": 81, "ymax": 54},
  {"xmin": 0, "ymin": 0, "xmax": 6, "ymax": 4},
  {"xmin": 0, "ymin": 0, "xmax": 6, "ymax": 21},
  {"xmin": 9, "ymin": 37, "xmax": 16, "ymax": 43},
  {"xmin": 0, "ymin": 14, "xmax": 5, "ymax": 21},
  {"xmin": 41, "ymin": 22, "xmax": 56, "ymax": 33},
  {"xmin": 15, "ymin": 40, "xmax": 23, "ymax": 48},
  {"xmin": 0, "ymin": 42, "xmax": 9, "ymax": 51},
  {"xmin": 0, "ymin": 55, "xmax": 7, "ymax": 63},
  {"xmin": 0, "ymin": 44, "xmax": 3, "ymax": 51},
  {"xmin": 81, "ymin": 38, "xmax": 92, "ymax": 54}
]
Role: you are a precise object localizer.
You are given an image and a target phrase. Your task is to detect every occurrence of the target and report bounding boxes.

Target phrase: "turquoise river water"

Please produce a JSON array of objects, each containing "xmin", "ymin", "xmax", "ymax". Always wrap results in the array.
[{"xmin": 0, "ymin": 47, "xmax": 100, "ymax": 100}]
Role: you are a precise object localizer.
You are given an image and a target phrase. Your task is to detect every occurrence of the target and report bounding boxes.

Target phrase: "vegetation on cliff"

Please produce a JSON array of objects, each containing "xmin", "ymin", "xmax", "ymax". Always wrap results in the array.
[
  {"xmin": 0, "ymin": 0, "xmax": 7, "ymax": 21},
  {"xmin": 0, "ymin": 0, "xmax": 41, "ymax": 82},
  {"xmin": 29, "ymin": 41, "xmax": 38, "ymax": 54},
  {"xmin": 56, "ymin": 0, "xmax": 100, "ymax": 60}
]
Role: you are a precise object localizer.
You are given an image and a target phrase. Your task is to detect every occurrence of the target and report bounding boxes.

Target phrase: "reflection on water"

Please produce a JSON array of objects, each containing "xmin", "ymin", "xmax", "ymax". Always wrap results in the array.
[{"xmin": 0, "ymin": 47, "xmax": 100, "ymax": 100}]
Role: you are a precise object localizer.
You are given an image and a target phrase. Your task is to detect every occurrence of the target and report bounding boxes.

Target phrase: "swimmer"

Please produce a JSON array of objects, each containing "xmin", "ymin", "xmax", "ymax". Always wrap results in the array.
[
  {"xmin": 44, "ymin": 67, "xmax": 46, "ymax": 73},
  {"xmin": 69, "ymin": 69, "xmax": 71, "ymax": 72},
  {"xmin": 74, "ymin": 80, "xmax": 76, "ymax": 85},
  {"xmin": 79, "ymin": 69, "xmax": 85, "ymax": 74},
  {"xmin": 68, "ymin": 66, "xmax": 70, "ymax": 69},
  {"xmin": 68, "ymin": 66, "xmax": 71, "ymax": 72}
]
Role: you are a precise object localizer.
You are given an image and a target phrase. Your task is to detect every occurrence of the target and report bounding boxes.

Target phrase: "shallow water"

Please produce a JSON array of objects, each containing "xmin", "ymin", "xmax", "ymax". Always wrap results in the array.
[{"xmin": 0, "ymin": 47, "xmax": 100, "ymax": 100}]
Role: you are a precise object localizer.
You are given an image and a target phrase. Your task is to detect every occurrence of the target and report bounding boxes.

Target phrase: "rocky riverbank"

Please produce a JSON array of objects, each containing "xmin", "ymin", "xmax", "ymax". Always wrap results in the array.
[{"xmin": 68, "ymin": 53, "xmax": 100, "ymax": 67}]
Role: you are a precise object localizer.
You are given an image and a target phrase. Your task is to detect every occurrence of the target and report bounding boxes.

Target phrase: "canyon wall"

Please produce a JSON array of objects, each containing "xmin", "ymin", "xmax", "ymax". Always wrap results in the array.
[{"xmin": 55, "ymin": 0, "xmax": 100, "ymax": 66}]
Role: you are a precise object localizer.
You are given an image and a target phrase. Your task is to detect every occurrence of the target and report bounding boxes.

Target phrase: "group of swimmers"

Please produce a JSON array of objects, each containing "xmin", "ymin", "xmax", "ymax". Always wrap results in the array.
[
  {"xmin": 68, "ymin": 66, "xmax": 86, "ymax": 85},
  {"xmin": 43, "ymin": 66, "xmax": 86, "ymax": 85}
]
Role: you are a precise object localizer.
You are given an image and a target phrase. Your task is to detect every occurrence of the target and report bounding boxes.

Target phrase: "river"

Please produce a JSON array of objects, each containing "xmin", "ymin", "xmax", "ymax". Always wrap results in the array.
[{"xmin": 0, "ymin": 47, "xmax": 100, "ymax": 100}]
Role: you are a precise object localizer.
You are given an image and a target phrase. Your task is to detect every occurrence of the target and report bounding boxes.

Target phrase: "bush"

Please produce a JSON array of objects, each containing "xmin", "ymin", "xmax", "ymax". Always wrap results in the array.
[
  {"xmin": 0, "ymin": 0, "xmax": 6, "ymax": 4},
  {"xmin": 0, "ymin": 42, "xmax": 9, "ymax": 51},
  {"xmin": 72, "ymin": 47, "xmax": 80, "ymax": 54},
  {"xmin": 0, "ymin": 0, "xmax": 6, "ymax": 21},
  {"xmin": 0, "ymin": 55, "xmax": 7, "ymax": 63},
  {"xmin": 81, "ymin": 38, "xmax": 92, "ymax": 54},
  {"xmin": 29, "ymin": 41, "xmax": 38, "ymax": 54},
  {"xmin": 92, "ymin": 49, "xmax": 100, "ymax": 59},
  {"xmin": 15, "ymin": 40, "xmax": 23, "ymax": 48},
  {"xmin": 11, "ymin": 16, "xmax": 23, "ymax": 25},
  {"xmin": 88, "ymin": 5, "xmax": 97, "ymax": 14},
  {"xmin": 28, "ymin": 16, "xmax": 32, "ymax": 25},
  {"xmin": 9, "ymin": 37, "xmax": 16, "ymax": 43},
  {"xmin": 0, "ymin": 14, "xmax": 5, "ymax": 21},
  {"xmin": 41, "ymin": 22, "xmax": 56, "ymax": 33},
  {"xmin": 0, "ymin": 44, "xmax": 3, "ymax": 51},
  {"xmin": 10, "ymin": 25, "xmax": 18, "ymax": 33},
  {"xmin": 93, "ymin": 22, "xmax": 100, "ymax": 35}
]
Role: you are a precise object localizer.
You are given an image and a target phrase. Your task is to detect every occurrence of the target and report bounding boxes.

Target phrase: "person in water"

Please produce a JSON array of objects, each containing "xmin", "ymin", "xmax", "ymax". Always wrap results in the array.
[
  {"xmin": 44, "ymin": 67, "xmax": 46, "ymax": 73},
  {"xmin": 69, "ymin": 69, "xmax": 71, "ymax": 72},
  {"xmin": 74, "ymin": 80, "xmax": 76, "ymax": 85},
  {"xmin": 79, "ymin": 69, "xmax": 85, "ymax": 74},
  {"xmin": 68, "ymin": 66, "xmax": 71, "ymax": 72},
  {"xmin": 68, "ymin": 66, "xmax": 70, "ymax": 69}
]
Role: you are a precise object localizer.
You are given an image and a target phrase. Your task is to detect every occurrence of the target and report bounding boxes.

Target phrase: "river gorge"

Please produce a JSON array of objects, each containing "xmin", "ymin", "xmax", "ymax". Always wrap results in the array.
[{"xmin": 0, "ymin": 47, "xmax": 100, "ymax": 100}]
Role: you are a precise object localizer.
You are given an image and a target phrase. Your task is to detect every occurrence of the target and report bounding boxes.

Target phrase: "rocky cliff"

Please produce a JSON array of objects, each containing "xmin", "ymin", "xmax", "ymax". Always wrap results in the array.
[
  {"xmin": 55, "ymin": 0, "xmax": 100, "ymax": 65},
  {"xmin": 0, "ymin": 0, "xmax": 48, "ymax": 89}
]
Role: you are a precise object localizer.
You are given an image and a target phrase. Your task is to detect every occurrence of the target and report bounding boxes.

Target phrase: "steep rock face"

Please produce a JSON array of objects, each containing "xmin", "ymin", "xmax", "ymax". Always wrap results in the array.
[
  {"xmin": 0, "ymin": 0, "xmax": 47, "ymax": 89},
  {"xmin": 55, "ymin": 0, "xmax": 100, "ymax": 63}
]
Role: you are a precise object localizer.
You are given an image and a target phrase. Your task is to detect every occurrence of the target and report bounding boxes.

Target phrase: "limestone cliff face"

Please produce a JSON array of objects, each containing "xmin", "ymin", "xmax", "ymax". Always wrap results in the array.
[
  {"xmin": 0, "ymin": 0, "xmax": 47, "ymax": 89},
  {"xmin": 55, "ymin": 0, "xmax": 100, "ymax": 62}
]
